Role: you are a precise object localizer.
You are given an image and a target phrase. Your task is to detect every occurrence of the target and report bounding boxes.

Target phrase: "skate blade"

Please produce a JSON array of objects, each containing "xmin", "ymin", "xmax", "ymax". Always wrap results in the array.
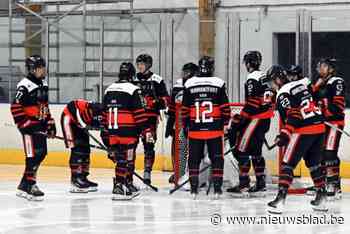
[
  {"xmin": 248, "ymin": 191, "xmax": 266, "ymax": 198},
  {"xmin": 16, "ymin": 190, "xmax": 28, "ymax": 199},
  {"xmin": 112, "ymin": 195, "xmax": 134, "ymax": 201},
  {"xmin": 267, "ymin": 207, "xmax": 283, "ymax": 215},
  {"xmin": 88, "ymin": 187, "xmax": 98, "ymax": 192},
  {"xmin": 229, "ymin": 192, "xmax": 250, "ymax": 199},
  {"xmin": 312, "ymin": 206, "xmax": 328, "ymax": 212},
  {"xmin": 26, "ymin": 195, "xmax": 44, "ymax": 201},
  {"xmin": 131, "ymin": 191, "xmax": 141, "ymax": 199},
  {"xmin": 70, "ymin": 187, "xmax": 89, "ymax": 193}
]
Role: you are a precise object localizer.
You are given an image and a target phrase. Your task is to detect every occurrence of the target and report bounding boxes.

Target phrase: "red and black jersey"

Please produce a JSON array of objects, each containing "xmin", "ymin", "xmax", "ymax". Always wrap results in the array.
[
  {"xmin": 276, "ymin": 79, "xmax": 325, "ymax": 136},
  {"xmin": 241, "ymin": 71, "xmax": 274, "ymax": 119},
  {"xmin": 102, "ymin": 81, "xmax": 149, "ymax": 145},
  {"xmin": 313, "ymin": 76, "xmax": 345, "ymax": 126},
  {"xmin": 182, "ymin": 76, "xmax": 230, "ymax": 139},
  {"xmin": 10, "ymin": 74, "xmax": 52, "ymax": 133},
  {"xmin": 62, "ymin": 99, "xmax": 95, "ymax": 128},
  {"xmin": 167, "ymin": 78, "xmax": 184, "ymax": 127},
  {"xmin": 133, "ymin": 72, "xmax": 170, "ymax": 123}
]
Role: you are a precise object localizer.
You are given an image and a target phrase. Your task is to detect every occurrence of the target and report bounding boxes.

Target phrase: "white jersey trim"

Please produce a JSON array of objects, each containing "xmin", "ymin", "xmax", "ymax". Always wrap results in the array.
[
  {"xmin": 184, "ymin": 76, "xmax": 225, "ymax": 89},
  {"xmin": 104, "ymin": 82, "xmax": 139, "ymax": 96}
]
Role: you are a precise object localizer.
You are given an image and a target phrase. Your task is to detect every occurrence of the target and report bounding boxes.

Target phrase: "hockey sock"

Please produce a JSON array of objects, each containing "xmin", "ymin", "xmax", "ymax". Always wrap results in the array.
[
  {"xmin": 237, "ymin": 155, "xmax": 251, "ymax": 186},
  {"xmin": 189, "ymin": 168, "xmax": 199, "ymax": 190},
  {"xmin": 252, "ymin": 156, "xmax": 266, "ymax": 181},
  {"xmin": 325, "ymin": 159, "xmax": 340, "ymax": 185},
  {"xmin": 144, "ymin": 144, "xmax": 155, "ymax": 172},
  {"xmin": 309, "ymin": 164, "xmax": 326, "ymax": 189},
  {"xmin": 278, "ymin": 163, "xmax": 294, "ymax": 189}
]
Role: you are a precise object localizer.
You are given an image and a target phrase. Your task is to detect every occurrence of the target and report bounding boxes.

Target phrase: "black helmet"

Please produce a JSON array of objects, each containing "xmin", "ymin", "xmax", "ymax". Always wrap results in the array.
[
  {"xmin": 318, "ymin": 58, "xmax": 337, "ymax": 71},
  {"xmin": 266, "ymin": 65, "xmax": 287, "ymax": 82},
  {"xmin": 136, "ymin": 54, "xmax": 153, "ymax": 71},
  {"xmin": 119, "ymin": 62, "xmax": 136, "ymax": 81},
  {"xmin": 198, "ymin": 56, "xmax": 215, "ymax": 76},
  {"xmin": 182, "ymin": 62, "xmax": 198, "ymax": 80},
  {"xmin": 286, "ymin": 65, "xmax": 302, "ymax": 76},
  {"xmin": 243, "ymin": 51, "xmax": 262, "ymax": 69},
  {"xmin": 25, "ymin": 55, "xmax": 46, "ymax": 73}
]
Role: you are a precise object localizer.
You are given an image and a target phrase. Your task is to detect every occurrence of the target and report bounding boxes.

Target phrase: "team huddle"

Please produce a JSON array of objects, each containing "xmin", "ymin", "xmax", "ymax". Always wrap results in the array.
[{"xmin": 10, "ymin": 51, "xmax": 345, "ymax": 213}]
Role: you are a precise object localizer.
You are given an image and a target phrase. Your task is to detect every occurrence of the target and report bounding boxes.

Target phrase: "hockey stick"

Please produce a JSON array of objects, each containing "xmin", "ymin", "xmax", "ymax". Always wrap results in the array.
[
  {"xmin": 264, "ymin": 138, "xmax": 277, "ymax": 150},
  {"xmin": 85, "ymin": 130, "xmax": 159, "ymax": 192},
  {"xmin": 324, "ymin": 121, "xmax": 350, "ymax": 137},
  {"xmin": 38, "ymin": 132, "xmax": 106, "ymax": 151}
]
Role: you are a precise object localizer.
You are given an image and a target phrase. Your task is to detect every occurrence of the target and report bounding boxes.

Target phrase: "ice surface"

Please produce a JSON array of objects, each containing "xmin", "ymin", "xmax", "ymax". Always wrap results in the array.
[{"xmin": 0, "ymin": 171, "xmax": 349, "ymax": 234}]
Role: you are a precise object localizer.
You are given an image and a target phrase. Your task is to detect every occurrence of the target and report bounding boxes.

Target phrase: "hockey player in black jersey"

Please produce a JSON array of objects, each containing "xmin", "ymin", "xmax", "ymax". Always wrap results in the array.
[
  {"xmin": 313, "ymin": 59, "xmax": 345, "ymax": 200},
  {"xmin": 227, "ymin": 51, "xmax": 273, "ymax": 196},
  {"xmin": 266, "ymin": 65, "xmax": 327, "ymax": 214},
  {"xmin": 61, "ymin": 100, "xmax": 103, "ymax": 193},
  {"xmin": 166, "ymin": 62, "xmax": 198, "ymax": 185},
  {"xmin": 10, "ymin": 55, "xmax": 56, "ymax": 201},
  {"xmin": 103, "ymin": 62, "xmax": 151, "ymax": 200},
  {"xmin": 134, "ymin": 54, "xmax": 170, "ymax": 185},
  {"xmin": 182, "ymin": 56, "xmax": 231, "ymax": 199}
]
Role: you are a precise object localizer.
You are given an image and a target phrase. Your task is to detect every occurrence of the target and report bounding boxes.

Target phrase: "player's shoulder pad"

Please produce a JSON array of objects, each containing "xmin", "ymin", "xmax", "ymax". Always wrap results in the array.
[
  {"xmin": 247, "ymin": 70, "xmax": 265, "ymax": 82},
  {"xmin": 327, "ymin": 76, "xmax": 344, "ymax": 85},
  {"xmin": 184, "ymin": 76, "xmax": 225, "ymax": 89},
  {"xmin": 150, "ymin": 73, "xmax": 164, "ymax": 84},
  {"xmin": 276, "ymin": 81, "xmax": 296, "ymax": 100},
  {"xmin": 173, "ymin": 78, "xmax": 183, "ymax": 88},
  {"xmin": 104, "ymin": 82, "xmax": 139, "ymax": 95},
  {"xmin": 17, "ymin": 77, "xmax": 38, "ymax": 92},
  {"xmin": 298, "ymin": 77, "xmax": 311, "ymax": 86}
]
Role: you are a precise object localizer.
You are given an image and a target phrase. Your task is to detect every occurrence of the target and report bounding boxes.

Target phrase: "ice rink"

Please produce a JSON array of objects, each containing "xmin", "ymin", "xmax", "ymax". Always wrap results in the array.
[{"xmin": 1, "ymin": 165, "xmax": 350, "ymax": 234}]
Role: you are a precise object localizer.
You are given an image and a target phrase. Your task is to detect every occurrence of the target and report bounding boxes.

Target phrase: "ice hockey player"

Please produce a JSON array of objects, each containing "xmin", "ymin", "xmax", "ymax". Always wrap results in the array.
[
  {"xmin": 266, "ymin": 65, "xmax": 327, "ymax": 214},
  {"xmin": 227, "ymin": 51, "xmax": 273, "ymax": 196},
  {"xmin": 182, "ymin": 56, "xmax": 231, "ymax": 199},
  {"xmin": 61, "ymin": 99, "xmax": 103, "ymax": 193},
  {"xmin": 134, "ymin": 54, "xmax": 170, "ymax": 185},
  {"xmin": 313, "ymin": 58, "xmax": 345, "ymax": 200},
  {"xmin": 166, "ymin": 62, "xmax": 198, "ymax": 185},
  {"xmin": 103, "ymin": 62, "xmax": 151, "ymax": 200},
  {"xmin": 286, "ymin": 65, "xmax": 304, "ymax": 82},
  {"xmin": 10, "ymin": 55, "xmax": 56, "ymax": 201}
]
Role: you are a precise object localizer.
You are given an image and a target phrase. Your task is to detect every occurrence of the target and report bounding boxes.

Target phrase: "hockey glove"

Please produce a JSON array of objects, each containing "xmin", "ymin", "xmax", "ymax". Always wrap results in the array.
[
  {"xmin": 47, "ymin": 118, "xmax": 57, "ymax": 138},
  {"xmin": 275, "ymin": 131, "xmax": 290, "ymax": 147}
]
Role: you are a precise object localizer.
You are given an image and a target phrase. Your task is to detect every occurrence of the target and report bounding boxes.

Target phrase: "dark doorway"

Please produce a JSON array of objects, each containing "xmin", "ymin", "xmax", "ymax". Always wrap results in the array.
[{"xmin": 276, "ymin": 32, "xmax": 350, "ymax": 106}]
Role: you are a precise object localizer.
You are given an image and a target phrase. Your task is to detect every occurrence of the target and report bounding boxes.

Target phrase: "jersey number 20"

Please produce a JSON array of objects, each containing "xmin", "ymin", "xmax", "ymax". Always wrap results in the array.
[{"xmin": 195, "ymin": 101, "xmax": 214, "ymax": 123}]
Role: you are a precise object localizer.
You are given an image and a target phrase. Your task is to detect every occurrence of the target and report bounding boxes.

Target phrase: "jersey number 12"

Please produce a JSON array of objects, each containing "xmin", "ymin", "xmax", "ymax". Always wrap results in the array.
[{"xmin": 195, "ymin": 101, "xmax": 214, "ymax": 123}]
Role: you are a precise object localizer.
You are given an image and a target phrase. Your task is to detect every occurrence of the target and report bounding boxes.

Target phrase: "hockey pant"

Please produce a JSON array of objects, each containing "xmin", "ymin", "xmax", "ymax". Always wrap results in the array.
[
  {"xmin": 322, "ymin": 124, "xmax": 343, "ymax": 185},
  {"xmin": 279, "ymin": 133, "xmax": 326, "ymax": 190},
  {"xmin": 101, "ymin": 130, "xmax": 137, "ymax": 184},
  {"xmin": 61, "ymin": 114, "xmax": 91, "ymax": 179},
  {"xmin": 188, "ymin": 136, "xmax": 224, "ymax": 190},
  {"xmin": 232, "ymin": 118, "xmax": 270, "ymax": 185},
  {"xmin": 21, "ymin": 133, "xmax": 47, "ymax": 185}
]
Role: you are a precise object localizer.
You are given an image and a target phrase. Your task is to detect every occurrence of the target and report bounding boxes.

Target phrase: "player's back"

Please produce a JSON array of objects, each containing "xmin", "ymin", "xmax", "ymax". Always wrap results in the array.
[
  {"xmin": 182, "ymin": 76, "xmax": 230, "ymax": 139},
  {"xmin": 103, "ymin": 81, "xmax": 146, "ymax": 140},
  {"xmin": 276, "ymin": 79, "xmax": 324, "ymax": 134}
]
